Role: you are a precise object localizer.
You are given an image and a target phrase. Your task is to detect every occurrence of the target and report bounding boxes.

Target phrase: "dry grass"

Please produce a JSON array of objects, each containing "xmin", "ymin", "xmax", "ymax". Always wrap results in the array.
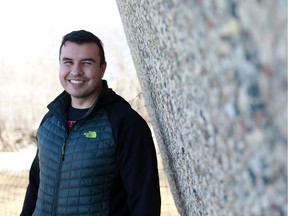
[{"xmin": 0, "ymin": 172, "xmax": 28, "ymax": 216}]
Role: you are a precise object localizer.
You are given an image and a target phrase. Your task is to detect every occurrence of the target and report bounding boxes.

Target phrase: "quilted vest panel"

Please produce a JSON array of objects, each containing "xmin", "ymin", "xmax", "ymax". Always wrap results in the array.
[{"xmin": 33, "ymin": 111, "xmax": 117, "ymax": 216}]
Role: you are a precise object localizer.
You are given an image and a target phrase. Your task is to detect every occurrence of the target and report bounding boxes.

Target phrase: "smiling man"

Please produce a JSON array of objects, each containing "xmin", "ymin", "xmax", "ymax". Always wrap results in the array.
[{"xmin": 21, "ymin": 30, "xmax": 161, "ymax": 216}]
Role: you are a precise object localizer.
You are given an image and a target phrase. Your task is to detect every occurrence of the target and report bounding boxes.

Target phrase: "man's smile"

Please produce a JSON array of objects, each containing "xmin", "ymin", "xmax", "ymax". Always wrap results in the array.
[{"xmin": 69, "ymin": 79, "xmax": 85, "ymax": 84}]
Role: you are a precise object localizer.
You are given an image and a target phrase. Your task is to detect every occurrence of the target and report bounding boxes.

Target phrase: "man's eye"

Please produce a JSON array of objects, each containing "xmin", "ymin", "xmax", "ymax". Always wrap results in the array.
[
  {"xmin": 83, "ymin": 61, "xmax": 92, "ymax": 65},
  {"xmin": 63, "ymin": 61, "xmax": 73, "ymax": 65}
]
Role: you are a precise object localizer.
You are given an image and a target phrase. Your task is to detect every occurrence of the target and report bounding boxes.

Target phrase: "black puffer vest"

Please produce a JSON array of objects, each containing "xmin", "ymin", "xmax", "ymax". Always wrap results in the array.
[{"xmin": 33, "ymin": 91, "xmax": 118, "ymax": 216}]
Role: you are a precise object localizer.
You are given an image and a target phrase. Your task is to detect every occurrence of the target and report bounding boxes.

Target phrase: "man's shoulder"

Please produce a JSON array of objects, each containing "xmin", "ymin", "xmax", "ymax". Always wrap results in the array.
[{"xmin": 39, "ymin": 112, "xmax": 54, "ymax": 127}]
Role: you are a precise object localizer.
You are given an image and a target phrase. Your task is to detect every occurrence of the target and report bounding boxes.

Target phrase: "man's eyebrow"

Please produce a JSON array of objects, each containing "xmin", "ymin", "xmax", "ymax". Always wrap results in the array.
[{"xmin": 61, "ymin": 57, "xmax": 72, "ymax": 61}]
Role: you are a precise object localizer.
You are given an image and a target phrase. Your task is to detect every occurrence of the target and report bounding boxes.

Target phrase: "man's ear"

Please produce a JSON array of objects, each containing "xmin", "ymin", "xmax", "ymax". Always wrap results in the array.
[{"xmin": 100, "ymin": 62, "xmax": 107, "ymax": 78}]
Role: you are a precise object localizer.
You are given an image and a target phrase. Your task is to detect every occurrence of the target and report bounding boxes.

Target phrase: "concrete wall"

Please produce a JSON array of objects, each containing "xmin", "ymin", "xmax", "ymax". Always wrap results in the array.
[{"xmin": 115, "ymin": 0, "xmax": 287, "ymax": 215}]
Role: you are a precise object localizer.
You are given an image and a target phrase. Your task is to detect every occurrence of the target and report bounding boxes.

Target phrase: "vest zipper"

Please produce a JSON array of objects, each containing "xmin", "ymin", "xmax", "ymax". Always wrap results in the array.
[
  {"xmin": 53, "ymin": 118, "xmax": 85, "ymax": 214},
  {"xmin": 62, "ymin": 141, "xmax": 66, "ymax": 161},
  {"xmin": 61, "ymin": 121, "xmax": 79, "ymax": 161},
  {"xmin": 52, "ymin": 133, "xmax": 68, "ymax": 215}
]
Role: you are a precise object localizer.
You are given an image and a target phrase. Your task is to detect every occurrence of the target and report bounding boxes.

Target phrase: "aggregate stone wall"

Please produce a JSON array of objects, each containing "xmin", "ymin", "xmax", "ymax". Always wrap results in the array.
[{"xmin": 115, "ymin": 0, "xmax": 287, "ymax": 215}]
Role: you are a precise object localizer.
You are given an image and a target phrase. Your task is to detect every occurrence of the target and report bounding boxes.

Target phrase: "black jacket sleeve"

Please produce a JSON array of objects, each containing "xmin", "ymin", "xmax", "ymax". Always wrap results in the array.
[
  {"xmin": 116, "ymin": 112, "xmax": 161, "ymax": 216},
  {"xmin": 20, "ymin": 151, "xmax": 40, "ymax": 216}
]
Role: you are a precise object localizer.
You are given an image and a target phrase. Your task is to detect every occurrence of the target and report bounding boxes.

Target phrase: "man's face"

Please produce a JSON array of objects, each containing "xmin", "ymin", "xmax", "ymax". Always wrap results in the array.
[{"xmin": 59, "ymin": 41, "xmax": 106, "ymax": 108}]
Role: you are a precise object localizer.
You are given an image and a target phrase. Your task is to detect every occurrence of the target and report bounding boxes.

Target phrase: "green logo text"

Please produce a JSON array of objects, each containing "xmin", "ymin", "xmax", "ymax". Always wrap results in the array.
[{"xmin": 84, "ymin": 131, "xmax": 97, "ymax": 138}]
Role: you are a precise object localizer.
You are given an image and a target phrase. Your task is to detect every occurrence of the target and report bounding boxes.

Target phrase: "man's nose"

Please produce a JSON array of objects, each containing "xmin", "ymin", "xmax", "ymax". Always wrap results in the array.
[{"xmin": 71, "ymin": 64, "xmax": 83, "ymax": 75}]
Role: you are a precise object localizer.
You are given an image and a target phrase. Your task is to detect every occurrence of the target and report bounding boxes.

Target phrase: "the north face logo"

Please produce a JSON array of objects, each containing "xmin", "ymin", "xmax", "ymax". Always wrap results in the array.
[{"xmin": 84, "ymin": 131, "xmax": 97, "ymax": 138}]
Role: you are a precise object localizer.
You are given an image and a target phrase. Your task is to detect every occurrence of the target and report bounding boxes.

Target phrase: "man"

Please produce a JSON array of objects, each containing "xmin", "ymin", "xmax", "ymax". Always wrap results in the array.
[{"xmin": 21, "ymin": 30, "xmax": 161, "ymax": 216}]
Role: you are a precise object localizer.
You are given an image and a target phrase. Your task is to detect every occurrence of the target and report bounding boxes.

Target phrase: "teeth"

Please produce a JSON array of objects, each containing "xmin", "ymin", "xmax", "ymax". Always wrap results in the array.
[{"xmin": 70, "ymin": 80, "xmax": 84, "ymax": 84}]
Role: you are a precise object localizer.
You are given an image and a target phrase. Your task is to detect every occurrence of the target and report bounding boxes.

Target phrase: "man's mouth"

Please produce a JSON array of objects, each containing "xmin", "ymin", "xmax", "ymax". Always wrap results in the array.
[{"xmin": 69, "ymin": 80, "xmax": 85, "ymax": 84}]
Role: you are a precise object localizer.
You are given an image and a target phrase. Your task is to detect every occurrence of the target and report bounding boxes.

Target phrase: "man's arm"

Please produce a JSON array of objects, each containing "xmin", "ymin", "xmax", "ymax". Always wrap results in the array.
[
  {"xmin": 118, "ymin": 115, "xmax": 161, "ymax": 216},
  {"xmin": 20, "ymin": 151, "xmax": 39, "ymax": 216}
]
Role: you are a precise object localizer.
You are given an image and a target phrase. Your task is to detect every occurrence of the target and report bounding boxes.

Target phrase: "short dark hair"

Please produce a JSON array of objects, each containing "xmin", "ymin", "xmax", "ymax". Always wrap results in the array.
[{"xmin": 59, "ymin": 30, "xmax": 106, "ymax": 67}]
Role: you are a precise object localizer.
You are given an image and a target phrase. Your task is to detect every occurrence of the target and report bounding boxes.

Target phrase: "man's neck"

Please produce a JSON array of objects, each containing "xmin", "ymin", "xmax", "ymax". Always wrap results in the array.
[{"xmin": 71, "ymin": 97, "xmax": 97, "ymax": 109}]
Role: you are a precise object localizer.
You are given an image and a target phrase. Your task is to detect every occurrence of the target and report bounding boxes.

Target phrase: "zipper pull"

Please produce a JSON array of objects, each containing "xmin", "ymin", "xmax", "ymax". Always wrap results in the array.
[{"xmin": 62, "ymin": 145, "xmax": 65, "ymax": 161}]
